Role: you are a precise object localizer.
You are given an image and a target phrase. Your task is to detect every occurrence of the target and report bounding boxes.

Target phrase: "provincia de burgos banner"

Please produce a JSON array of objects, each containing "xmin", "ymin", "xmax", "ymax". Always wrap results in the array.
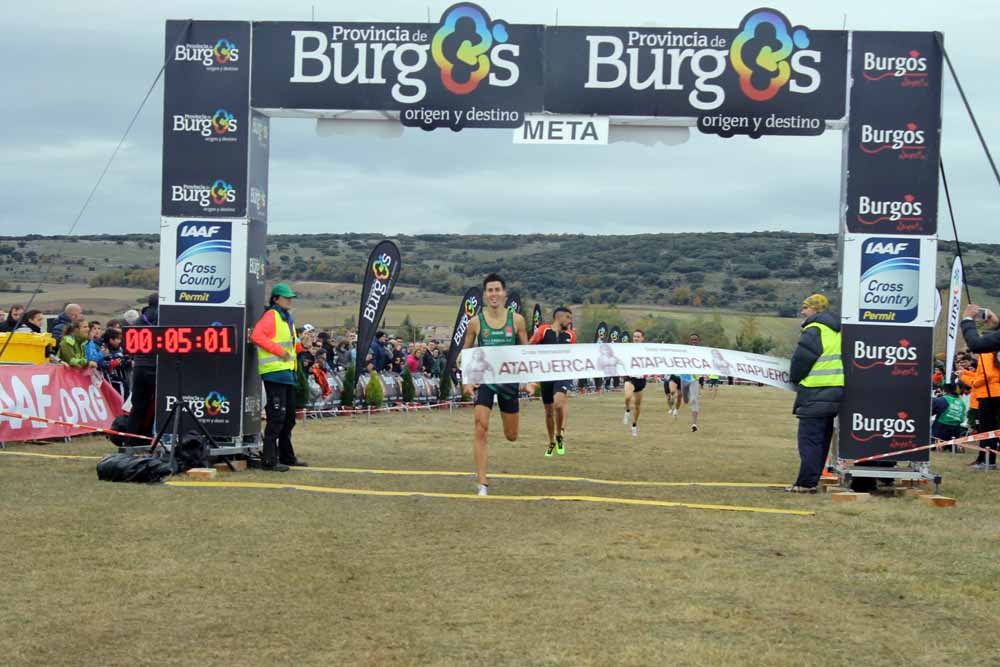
[{"xmin": 461, "ymin": 342, "xmax": 793, "ymax": 391}]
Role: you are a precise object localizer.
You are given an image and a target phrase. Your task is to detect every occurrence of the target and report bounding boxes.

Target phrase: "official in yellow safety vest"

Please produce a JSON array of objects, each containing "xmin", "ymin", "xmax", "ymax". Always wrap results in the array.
[
  {"xmin": 250, "ymin": 283, "xmax": 307, "ymax": 472},
  {"xmin": 786, "ymin": 293, "xmax": 844, "ymax": 493}
]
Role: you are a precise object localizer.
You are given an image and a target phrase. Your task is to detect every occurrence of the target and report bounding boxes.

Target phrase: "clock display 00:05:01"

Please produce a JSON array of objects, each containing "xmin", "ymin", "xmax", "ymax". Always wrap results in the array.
[{"xmin": 123, "ymin": 326, "xmax": 235, "ymax": 355}]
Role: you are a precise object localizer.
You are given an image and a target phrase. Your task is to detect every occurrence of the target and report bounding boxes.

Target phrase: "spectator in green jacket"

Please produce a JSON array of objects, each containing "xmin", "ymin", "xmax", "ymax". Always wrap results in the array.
[{"xmin": 57, "ymin": 322, "xmax": 97, "ymax": 370}]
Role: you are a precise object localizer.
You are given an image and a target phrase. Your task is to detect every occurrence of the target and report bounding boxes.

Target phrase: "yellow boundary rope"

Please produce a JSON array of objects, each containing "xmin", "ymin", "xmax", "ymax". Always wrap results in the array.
[{"xmin": 166, "ymin": 480, "xmax": 815, "ymax": 516}]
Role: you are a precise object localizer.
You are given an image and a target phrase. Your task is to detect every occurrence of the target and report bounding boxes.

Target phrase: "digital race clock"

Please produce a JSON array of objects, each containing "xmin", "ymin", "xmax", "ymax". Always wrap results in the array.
[{"xmin": 123, "ymin": 325, "xmax": 236, "ymax": 355}]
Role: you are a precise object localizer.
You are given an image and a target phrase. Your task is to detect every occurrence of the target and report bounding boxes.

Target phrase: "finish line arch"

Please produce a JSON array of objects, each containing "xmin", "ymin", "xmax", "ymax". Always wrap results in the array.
[{"xmin": 155, "ymin": 5, "xmax": 942, "ymax": 471}]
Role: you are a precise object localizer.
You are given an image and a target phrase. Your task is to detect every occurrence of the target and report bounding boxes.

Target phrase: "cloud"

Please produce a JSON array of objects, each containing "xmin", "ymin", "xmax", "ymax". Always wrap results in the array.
[{"xmin": 0, "ymin": 0, "xmax": 997, "ymax": 243}]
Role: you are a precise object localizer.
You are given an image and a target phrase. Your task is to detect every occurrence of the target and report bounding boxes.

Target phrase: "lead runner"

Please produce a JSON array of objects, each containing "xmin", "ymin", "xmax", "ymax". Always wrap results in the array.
[{"xmin": 463, "ymin": 273, "xmax": 529, "ymax": 496}]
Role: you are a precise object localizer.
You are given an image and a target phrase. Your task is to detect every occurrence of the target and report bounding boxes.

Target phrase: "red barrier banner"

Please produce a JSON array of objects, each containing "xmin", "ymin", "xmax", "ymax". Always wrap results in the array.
[{"xmin": 0, "ymin": 366, "xmax": 124, "ymax": 442}]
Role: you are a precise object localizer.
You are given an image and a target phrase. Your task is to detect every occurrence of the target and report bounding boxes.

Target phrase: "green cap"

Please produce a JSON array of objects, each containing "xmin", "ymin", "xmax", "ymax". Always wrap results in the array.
[{"xmin": 271, "ymin": 283, "xmax": 297, "ymax": 298}]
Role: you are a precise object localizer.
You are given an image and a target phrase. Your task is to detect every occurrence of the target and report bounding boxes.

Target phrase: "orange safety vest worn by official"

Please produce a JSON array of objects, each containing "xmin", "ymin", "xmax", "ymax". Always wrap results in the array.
[{"xmin": 960, "ymin": 352, "xmax": 1000, "ymax": 410}]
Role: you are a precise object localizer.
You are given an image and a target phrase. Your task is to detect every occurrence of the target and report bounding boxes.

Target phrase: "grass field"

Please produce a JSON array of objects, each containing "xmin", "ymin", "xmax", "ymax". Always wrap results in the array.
[{"xmin": 2, "ymin": 387, "xmax": 999, "ymax": 666}]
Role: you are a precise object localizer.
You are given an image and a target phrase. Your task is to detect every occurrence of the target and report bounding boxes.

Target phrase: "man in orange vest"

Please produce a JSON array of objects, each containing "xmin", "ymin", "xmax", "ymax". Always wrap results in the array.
[{"xmin": 251, "ymin": 283, "xmax": 308, "ymax": 472}]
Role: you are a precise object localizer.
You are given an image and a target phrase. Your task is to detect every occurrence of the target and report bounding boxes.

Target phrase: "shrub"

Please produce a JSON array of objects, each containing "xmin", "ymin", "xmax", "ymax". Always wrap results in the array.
[
  {"xmin": 401, "ymin": 368, "xmax": 415, "ymax": 403},
  {"xmin": 340, "ymin": 365, "xmax": 356, "ymax": 407},
  {"xmin": 365, "ymin": 373, "xmax": 384, "ymax": 407}
]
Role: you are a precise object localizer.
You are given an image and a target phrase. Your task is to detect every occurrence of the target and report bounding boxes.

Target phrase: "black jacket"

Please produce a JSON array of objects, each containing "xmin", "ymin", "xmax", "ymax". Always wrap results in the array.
[
  {"xmin": 132, "ymin": 305, "xmax": 159, "ymax": 368},
  {"xmin": 790, "ymin": 311, "xmax": 844, "ymax": 418},
  {"xmin": 961, "ymin": 319, "xmax": 1000, "ymax": 354},
  {"xmin": 0, "ymin": 314, "xmax": 18, "ymax": 332},
  {"xmin": 50, "ymin": 312, "xmax": 73, "ymax": 342}
]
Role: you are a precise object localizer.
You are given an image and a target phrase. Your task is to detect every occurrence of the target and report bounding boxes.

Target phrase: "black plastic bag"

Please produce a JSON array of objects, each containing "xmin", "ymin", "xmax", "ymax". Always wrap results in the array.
[
  {"xmin": 96, "ymin": 453, "xmax": 172, "ymax": 483},
  {"xmin": 172, "ymin": 431, "xmax": 210, "ymax": 473},
  {"xmin": 105, "ymin": 414, "xmax": 130, "ymax": 447}
]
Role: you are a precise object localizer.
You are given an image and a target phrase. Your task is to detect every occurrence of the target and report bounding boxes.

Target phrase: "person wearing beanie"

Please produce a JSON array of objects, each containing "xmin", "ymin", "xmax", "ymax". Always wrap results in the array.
[{"xmin": 786, "ymin": 293, "xmax": 844, "ymax": 493}]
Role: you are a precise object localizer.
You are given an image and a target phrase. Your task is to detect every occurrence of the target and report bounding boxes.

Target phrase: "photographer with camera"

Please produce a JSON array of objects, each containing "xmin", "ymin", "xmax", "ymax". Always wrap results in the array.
[{"xmin": 960, "ymin": 304, "xmax": 1000, "ymax": 468}]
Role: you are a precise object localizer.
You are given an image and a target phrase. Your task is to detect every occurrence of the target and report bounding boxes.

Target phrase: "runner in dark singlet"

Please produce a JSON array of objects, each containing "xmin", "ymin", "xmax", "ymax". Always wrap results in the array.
[
  {"xmin": 529, "ymin": 306, "xmax": 576, "ymax": 457},
  {"xmin": 462, "ymin": 273, "xmax": 529, "ymax": 496},
  {"xmin": 622, "ymin": 329, "xmax": 646, "ymax": 437}
]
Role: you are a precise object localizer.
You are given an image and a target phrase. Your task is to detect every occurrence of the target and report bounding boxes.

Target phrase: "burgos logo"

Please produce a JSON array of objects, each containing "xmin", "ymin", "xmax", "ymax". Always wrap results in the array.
[
  {"xmin": 730, "ymin": 9, "xmax": 813, "ymax": 101},
  {"xmin": 175, "ymin": 38, "xmax": 240, "ymax": 69},
  {"xmin": 290, "ymin": 2, "xmax": 519, "ymax": 105},
  {"xmin": 363, "ymin": 252, "xmax": 394, "ymax": 324},
  {"xmin": 432, "ymin": 3, "xmax": 510, "ymax": 95},
  {"xmin": 856, "ymin": 194, "xmax": 924, "ymax": 232},
  {"xmin": 171, "ymin": 109, "xmax": 239, "ymax": 141},
  {"xmin": 851, "ymin": 411, "xmax": 917, "ymax": 443},
  {"xmin": 165, "ymin": 392, "xmax": 231, "ymax": 419},
  {"xmin": 852, "ymin": 338, "xmax": 919, "ymax": 377},
  {"xmin": 859, "ymin": 122, "xmax": 927, "ymax": 160},
  {"xmin": 372, "ymin": 255, "xmax": 392, "ymax": 281},
  {"xmin": 863, "ymin": 50, "xmax": 929, "ymax": 88},
  {"xmin": 171, "ymin": 180, "xmax": 237, "ymax": 210},
  {"xmin": 464, "ymin": 296, "xmax": 479, "ymax": 318}
]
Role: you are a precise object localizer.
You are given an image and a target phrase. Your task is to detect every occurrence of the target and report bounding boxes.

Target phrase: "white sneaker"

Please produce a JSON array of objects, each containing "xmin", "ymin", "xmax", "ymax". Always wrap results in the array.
[
  {"xmin": 671, "ymin": 409, "xmax": 678, "ymax": 418},
  {"xmin": 623, "ymin": 411, "xmax": 630, "ymax": 425},
  {"xmin": 631, "ymin": 426, "xmax": 638, "ymax": 437},
  {"xmin": 691, "ymin": 424, "xmax": 698, "ymax": 432},
  {"xmin": 477, "ymin": 483, "xmax": 489, "ymax": 496}
]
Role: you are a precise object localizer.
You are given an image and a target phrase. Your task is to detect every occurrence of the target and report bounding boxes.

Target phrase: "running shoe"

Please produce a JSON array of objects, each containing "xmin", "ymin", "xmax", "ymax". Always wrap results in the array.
[
  {"xmin": 545, "ymin": 442, "xmax": 556, "ymax": 458},
  {"xmin": 783, "ymin": 485, "xmax": 818, "ymax": 494},
  {"xmin": 477, "ymin": 483, "xmax": 489, "ymax": 496},
  {"xmin": 631, "ymin": 425, "xmax": 638, "ymax": 437},
  {"xmin": 555, "ymin": 435, "xmax": 566, "ymax": 456},
  {"xmin": 623, "ymin": 411, "xmax": 630, "ymax": 425},
  {"xmin": 691, "ymin": 424, "xmax": 698, "ymax": 432},
  {"xmin": 671, "ymin": 409, "xmax": 678, "ymax": 419}
]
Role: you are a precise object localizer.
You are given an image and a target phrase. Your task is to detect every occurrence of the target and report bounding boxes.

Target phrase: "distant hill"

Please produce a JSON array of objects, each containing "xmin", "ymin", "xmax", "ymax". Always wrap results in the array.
[{"xmin": 1, "ymin": 231, "xmax": 994, "ymax": 318}]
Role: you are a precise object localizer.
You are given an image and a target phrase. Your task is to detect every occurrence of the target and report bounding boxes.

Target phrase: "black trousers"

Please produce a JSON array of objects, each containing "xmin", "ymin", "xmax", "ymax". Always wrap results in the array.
[
  {"xmin": 794, "ymin": 415, "xmax": 835, "ymax": 488},
  {"xmin": 263, "ymin": 381, "xmax": 298, "ymax": 466},
  {"xmin": 975, "ymin": 397, "xmax": 1000, "ymax": 465},
  {"xmin": 126, "ymin": 365, "xmax": 156, "ymax": 446}
]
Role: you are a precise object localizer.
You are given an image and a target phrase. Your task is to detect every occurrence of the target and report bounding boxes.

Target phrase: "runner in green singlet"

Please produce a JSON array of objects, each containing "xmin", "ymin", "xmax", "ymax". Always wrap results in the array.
[{"xmin": 462, "ymin": 273, "xmax": 529, "ymax": 496}]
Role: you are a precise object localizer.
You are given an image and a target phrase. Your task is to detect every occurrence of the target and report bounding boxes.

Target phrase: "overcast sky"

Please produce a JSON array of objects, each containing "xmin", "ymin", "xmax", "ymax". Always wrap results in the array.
[{"xmin": 0, "ymin": 1, "xmax": 996, "ymax": 241}]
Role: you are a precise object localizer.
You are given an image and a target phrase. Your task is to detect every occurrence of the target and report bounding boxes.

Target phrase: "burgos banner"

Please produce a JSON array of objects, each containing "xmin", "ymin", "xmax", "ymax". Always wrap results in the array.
[
  {"xmin": 544, "ymin": 8, "xmax": 847, "ymax": 137},
  {"xmin": 250, "ymin": 3, "xmax": 544, "ymax": 129},
  {"xmin": 461, "ymin": 342, "xmax": 793, "ymax": 390}
]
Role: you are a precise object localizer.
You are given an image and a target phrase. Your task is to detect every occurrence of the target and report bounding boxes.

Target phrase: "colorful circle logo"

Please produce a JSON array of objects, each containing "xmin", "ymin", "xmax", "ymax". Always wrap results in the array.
[
  {"xmin": 212, "ymin": 109, "xmax": 234, "ymax": 135},
  {"xmin": 210, "ymin": 179, "xmax": 233, "ymax": 206},
  {"xmin": 213, "ymin": 39, "xmax": 236, "ymax": 65},
  {"xmin": 205, "ymin": 391, "xmax": 226, "ymax": 416},
  {"xmin": 432, "ymin": 3, "xmax": 508, "ymax": 95},
  {"xmin": 729, "ymin": 9, "xmax": 809, "ymax": 102},
  {"xmin": 372, "ymin": 258, "xmax": 391, "ymax": 281},
  {"xmin": 464, "ymin": 297, "xmax": 478, "ymax": 318}
]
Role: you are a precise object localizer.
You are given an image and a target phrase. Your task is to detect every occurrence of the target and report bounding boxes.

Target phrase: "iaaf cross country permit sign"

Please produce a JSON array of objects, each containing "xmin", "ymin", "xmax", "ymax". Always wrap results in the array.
[
  {"xmin": 840, "ymin": 234, "xmax": 937, "ymax": 327},
  {"xmin": 461, "ymin": 342, "xmax": 793, "ymax": 390},
  {"xmin": 157, "ymin": 219, "xmax": 249, "ymax": 308}
]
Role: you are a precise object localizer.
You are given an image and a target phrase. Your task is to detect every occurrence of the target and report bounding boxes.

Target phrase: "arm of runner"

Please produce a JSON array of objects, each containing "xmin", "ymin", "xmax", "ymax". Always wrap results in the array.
[
  {"xmin": 514, "ymin": 313, "xmax": 528, "ymax": 345},
  {"xmin": 462, "ymin": 317, "xmax": 480, "ymax": 393}
]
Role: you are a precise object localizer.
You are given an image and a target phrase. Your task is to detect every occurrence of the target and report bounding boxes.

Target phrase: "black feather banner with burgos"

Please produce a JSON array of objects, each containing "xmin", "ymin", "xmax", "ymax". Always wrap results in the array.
[
  {"xmin": 594, "ymin": 321, "xmax": 608, "ymax": 343},
  {"xmin": 531, "ymin": 303, "xmax": 542, "ymax": 337},
  {"xmin": 443, "ymin": 287, "xmax": 483, "ymax": 384},
  {"xmin": 609, "ymin": 325, "xmax": 621, "ymax": 343},
  {"xmin": 505, "ymin": 290, "xmax": 523, "ymax": 315},
  {"xmin": 356, "ymin": 240, "xmax": 401, "ymax": 371}
]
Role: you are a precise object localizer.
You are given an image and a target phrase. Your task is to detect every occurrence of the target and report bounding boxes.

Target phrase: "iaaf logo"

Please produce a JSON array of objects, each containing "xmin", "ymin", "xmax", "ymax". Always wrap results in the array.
[
  {"xmin": 171, "ymin": 109, "xmax": 239, "ymax": 141},
  {"xmin": 863, "ymin": 50, "xmax": 929, "ymax": 88},
  {"xmin": 171, "ymin": 180, "xmax": 237, "ymax": 210},
  {"xmin": 174, "ymin": 38, "xmax": 240, "ymax": 69},
  {"xmin": 856, "ymin": 194, "xmax": 925, "ymax": 232},
  {"xmin": 362, "ymin": 252, "xmax": 394, "ymax": 323},
  {"xmin": 859, "ymin": 122, "xmax": 928, "ymax": 160},
  {"xmin": 290, "ymin": 2, "xmax": 520, "ymax": 104},
  {"xmin": 180, "ymin": 224, "xmax": 223, "ymax": 238},
  {"xmin": 852, "ymin": 338, "xmax": 919, "ymax": 376},
  {"xmin": 851, "ymin": 411, "xmax": 917, "ymax": 442},
  {"xmin": 587, "ymin": 8, "xmax": 822, "ymax": 111},
  {"xmin": 165, "ymin": 391, "xmax": 231, "ymax": 419}
]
